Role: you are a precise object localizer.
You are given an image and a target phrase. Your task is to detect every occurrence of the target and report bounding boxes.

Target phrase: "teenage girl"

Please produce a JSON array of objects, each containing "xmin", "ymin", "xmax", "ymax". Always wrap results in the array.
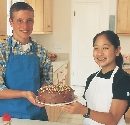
[{"xmin": 60, "ymin": 30, "xmax": 130, "ymax": 125}]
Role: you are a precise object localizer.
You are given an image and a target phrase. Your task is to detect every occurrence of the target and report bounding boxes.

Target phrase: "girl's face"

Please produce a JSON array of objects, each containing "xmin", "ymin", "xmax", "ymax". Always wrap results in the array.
[{"xmin": 93, "ymin": 34, "xmax": 120, "ymax": 71}]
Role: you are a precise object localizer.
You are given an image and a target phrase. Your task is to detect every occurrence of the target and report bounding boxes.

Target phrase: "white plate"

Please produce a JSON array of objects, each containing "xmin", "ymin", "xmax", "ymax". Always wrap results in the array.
[{"xmin": 35, "ymin": 95, "xmax": 78, "ymax": 106}]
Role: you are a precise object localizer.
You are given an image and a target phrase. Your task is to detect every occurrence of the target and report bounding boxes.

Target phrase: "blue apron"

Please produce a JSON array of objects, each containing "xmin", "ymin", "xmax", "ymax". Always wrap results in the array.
[{"xmin": 0, "ymin": 37, "xmax": 48, "ymax": 120}]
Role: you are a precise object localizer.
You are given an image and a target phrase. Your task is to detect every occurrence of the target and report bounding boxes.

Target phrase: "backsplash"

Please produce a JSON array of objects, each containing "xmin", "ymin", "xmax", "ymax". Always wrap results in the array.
[
  {"xmin": 54, "ymin": 53, "xmax": 69, "ymax": 60},
  {"xmin": 120, "ymin": 36, "xmax": 130, "ymax": 54},
  {"xmin": 122, "ymin": 54, "xmax": 130, "ymax": 65}
]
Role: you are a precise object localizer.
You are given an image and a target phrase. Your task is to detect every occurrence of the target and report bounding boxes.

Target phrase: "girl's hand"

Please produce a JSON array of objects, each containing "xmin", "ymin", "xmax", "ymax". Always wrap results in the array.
[
  {"xmin": 26, "ymin": 91, "xmax": 45, "ymax": 107},
  {"xmin": 60, "ymin": 101, "xmax": 87, "ymax": 114}
]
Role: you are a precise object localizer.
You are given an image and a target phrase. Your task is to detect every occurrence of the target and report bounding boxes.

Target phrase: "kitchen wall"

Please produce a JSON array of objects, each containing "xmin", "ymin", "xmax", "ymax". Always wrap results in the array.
[
  {"xmin": 31, "ymin": 0, "xmax": 130, "ymax": 56},
  {"xmin": 31, "ymin": 0, "xmax": 72, "ymax": 54}
]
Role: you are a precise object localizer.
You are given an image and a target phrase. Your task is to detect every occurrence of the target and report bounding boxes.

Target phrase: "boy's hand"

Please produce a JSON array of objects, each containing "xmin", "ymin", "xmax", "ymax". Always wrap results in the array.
[{"xmin": 26, "ymin": 91, "xmax": 45, "ymax": 107}]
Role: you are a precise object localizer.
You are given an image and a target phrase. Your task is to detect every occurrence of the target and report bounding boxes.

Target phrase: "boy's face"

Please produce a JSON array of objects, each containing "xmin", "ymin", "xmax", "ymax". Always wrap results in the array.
[{"xmin": 9, "ymin": 10, "xmax": 34, "ymax": 42}]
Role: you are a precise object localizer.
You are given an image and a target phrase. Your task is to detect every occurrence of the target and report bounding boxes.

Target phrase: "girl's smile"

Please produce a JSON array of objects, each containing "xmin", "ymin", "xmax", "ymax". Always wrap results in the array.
[{"xmin": 93, "ymin": 34, "xmax": 120, "ymax": 73}]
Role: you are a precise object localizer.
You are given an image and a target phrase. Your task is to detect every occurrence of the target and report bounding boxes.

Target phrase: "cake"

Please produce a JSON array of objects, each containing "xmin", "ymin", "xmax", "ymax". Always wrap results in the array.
[{"xmin": 37, "ymin": 84, "xmax": 75, "ymax": 104}]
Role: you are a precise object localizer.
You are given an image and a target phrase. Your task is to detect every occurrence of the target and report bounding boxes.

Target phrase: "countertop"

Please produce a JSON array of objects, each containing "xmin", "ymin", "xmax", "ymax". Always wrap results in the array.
[
  {"xmin": 51, "ymin": 59, "xmax": 69, "ymax": 73},
  {"xmin": 0, "ymin": 118, "xmax": 83, "ymax": 125},
  {"xmin": 122, "ymin": 65, "xmax": 130, "ymax": 70}
]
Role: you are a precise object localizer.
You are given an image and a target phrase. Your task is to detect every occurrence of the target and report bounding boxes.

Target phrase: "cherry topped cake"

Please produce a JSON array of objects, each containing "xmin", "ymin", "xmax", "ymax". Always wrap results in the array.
[{"xmin": 37, "ymin": 84, "xmax": 75, "ymax": 104}]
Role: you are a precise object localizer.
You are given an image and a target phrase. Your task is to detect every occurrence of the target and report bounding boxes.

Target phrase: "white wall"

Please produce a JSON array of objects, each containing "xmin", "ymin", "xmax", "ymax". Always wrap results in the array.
[{"xmin": 32, "ymin": 0, "xmax": 130, "ymax": 55}]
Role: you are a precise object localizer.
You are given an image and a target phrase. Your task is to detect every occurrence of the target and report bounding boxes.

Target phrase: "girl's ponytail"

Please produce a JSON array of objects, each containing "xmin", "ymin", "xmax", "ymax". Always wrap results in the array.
[{"xmin": 115, "ymin": 53, "xmax": 123, "ymax": 69}]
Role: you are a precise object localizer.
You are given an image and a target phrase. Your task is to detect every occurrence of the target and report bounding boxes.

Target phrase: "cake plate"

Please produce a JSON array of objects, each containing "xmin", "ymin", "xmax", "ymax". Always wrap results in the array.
[{"xmin": 35, "ymin": 95, "xmax": 78, "ymax": 106}]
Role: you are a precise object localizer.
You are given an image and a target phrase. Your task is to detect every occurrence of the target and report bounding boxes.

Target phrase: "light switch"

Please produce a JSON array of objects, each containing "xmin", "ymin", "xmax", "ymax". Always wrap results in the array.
[{"xmin": 52, "ymin": 42, "xmax": 61, "ymax": 49}]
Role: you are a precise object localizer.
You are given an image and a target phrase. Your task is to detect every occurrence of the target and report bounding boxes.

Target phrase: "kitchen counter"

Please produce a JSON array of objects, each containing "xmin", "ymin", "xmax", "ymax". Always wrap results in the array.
[
  {"xmin": 52, "ymin": 59, "xmax": 69, "ymax": 73},
  {"xmin": 0, "ymin": 118, "xmax": 83, "ymax": 125},
  {"xmin": 122, "ymin": 65, "xmax": 130, "ymax": 70}
]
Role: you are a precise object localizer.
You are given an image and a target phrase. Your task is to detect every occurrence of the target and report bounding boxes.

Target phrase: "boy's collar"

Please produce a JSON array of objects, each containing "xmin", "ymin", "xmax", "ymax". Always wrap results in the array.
[{"xmin": 11, "ymin": 37, "xmax": 32, "ymax": 47}]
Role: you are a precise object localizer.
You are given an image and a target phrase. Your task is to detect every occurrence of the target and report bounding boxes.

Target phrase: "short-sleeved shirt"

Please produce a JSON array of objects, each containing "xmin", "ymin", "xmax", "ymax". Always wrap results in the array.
[{"xmin": 83, "ymin": 68, "xmax": 130, "ymax": 112}]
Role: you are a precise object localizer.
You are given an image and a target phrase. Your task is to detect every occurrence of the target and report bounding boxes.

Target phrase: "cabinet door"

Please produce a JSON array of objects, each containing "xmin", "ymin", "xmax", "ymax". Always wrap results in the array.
[
  {"xmin": 0, "ymin": 0, "xmax": 7, "ymax": 37},
  {"xmin": 116, "ymin": 0, "xmax": 130, "ymax": 35},
  {"xmin": 25, "ymin": 0, "xmax": 44, "ymax": 33},
  {"xmin": 25, "ymin": 0, "xmax": 53, "ymax": 34},
  {"xmin": 45, "ymin": 105, "xmax": 62, "ymax": 122},
  {"xmin": 43, "ymin": 0, "xmax": 53, "ymax": 32}
]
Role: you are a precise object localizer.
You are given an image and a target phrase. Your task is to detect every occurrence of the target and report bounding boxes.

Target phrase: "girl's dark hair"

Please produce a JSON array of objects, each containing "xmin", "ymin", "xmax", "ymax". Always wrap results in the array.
[
  {"xmin": 10, "ymin": 2, "xmax": 34, "ymax": 20},
  {"xmin": 93, "ymin": 30, "xmax": 123, "ymax": 69}
]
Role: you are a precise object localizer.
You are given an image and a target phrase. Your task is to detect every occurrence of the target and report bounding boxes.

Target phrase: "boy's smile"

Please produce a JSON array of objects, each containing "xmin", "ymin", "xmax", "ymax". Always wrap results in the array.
[{"xmin": 9, "ymin": 10, "xmax": 34, "ymax": 44}]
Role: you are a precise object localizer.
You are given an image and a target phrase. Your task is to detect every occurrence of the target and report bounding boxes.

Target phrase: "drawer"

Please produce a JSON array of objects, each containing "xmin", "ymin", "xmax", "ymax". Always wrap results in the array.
[
  {"xmin": 57, "ymin": 66, "xmax": 64, "ymax": 79},
  {"xmin": 57, "ymin": 63, "xmax": 68, "ymax": 79},
  {"xmin": 58, "ymin": 74, "xmax": 66, "ymax": 85},
  {"xmin": 53, "ymin": 71, "xmax": 58, "ymax": 82},
  {"xmin": 53, "ymin": 78, "xmax": 58, "ymax": 85},
  {"xmin": 53, "ymin": 62, "xmax": 69, "ymax": 85}
]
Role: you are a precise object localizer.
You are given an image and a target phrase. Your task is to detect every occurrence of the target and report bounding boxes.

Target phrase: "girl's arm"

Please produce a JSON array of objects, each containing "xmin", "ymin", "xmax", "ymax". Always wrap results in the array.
[{"xmin": 60, "ymin": 99, "xmax": 128, "ymax": 125}]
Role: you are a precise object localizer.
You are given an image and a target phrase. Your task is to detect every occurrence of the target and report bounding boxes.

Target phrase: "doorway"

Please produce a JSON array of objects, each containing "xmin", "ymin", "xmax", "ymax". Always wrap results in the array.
[{"xmin": 71, "ymin": 1, "xmax": 109, "ymax": 86}]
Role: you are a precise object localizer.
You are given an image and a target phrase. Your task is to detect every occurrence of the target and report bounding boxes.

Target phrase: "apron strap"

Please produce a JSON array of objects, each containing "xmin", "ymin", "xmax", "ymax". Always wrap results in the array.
[
  {"xmin": 110, "ymin": 66, "xmax": 119, "ymax": 79},
  {"xmin": 96, "ymin": 66, "xmax": 119, "ymax": 78},
  {"xmin": 8, "ymin": 36, "xmax": 37, "ymax": 55}
]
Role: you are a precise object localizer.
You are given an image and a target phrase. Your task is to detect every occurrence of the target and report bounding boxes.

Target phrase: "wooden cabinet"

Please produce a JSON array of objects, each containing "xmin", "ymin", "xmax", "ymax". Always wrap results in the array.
[
  {"xmin": 45, "ymin": 61, "xmax": 69, "ymax": 122},
  {"xmin": 25, "ymin": 0, "xmax": 53, "ymax": 34},
  {"xmin": 0, "ymin": 0, "xmax": 7, "ymax": 39},
  {"xmin": 45, "ymin": 105, "xmax": 62, "ymax": 122},
  {"xmin": 116, "ymin": 0, "xmax": 130, "ymax": 35},
  {"xmin": 124, "ymin": 69, "xmax": 130, "ymax": 123}
]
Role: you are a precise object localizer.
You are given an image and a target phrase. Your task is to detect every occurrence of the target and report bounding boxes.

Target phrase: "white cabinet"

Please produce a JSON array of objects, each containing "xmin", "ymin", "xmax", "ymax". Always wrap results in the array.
[{"xmin": 53, "ymin": 62, "xmax": 69, "ymax": 86}]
